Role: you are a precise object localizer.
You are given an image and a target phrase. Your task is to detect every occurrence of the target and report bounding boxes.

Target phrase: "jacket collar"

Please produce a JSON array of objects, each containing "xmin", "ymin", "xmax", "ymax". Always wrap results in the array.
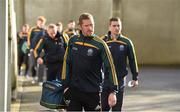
[
  {"xmin": 107, "ymin": 31, "xmax": 122, "ymax": 40},
  {"xmin": 80, "ymin": 30, "xmax": 95, "ymax": 39}
]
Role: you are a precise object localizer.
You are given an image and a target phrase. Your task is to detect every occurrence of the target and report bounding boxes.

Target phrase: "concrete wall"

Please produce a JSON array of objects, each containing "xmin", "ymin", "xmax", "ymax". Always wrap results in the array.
[
  {"xmin": 15, "ymin": 0, "xmax": 180, "ymax": 65},
  {"xmin": 14, "ymin": 0, "xmax": 25, "ymax": 30},
  {"xmin": 17, "ymin": 0, "xmax": 112, "ymax": 35},
  {"xmin": 121, "ymin": 0, "xmax": 180, "ymax": 65}
]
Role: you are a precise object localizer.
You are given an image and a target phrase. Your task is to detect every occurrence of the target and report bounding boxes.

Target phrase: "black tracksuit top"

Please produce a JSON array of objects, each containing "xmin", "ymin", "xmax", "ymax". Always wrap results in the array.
[
  {"xmin": 61, "ymin": 33, "xmax": 118, "ymax": 92},
  {"xmin": 34, "ymin": 32, "xmax": 66, "ymax": 64},
  {"xmin": 102, "ymin": 33, "xmax": 139, "ymax": 81}
]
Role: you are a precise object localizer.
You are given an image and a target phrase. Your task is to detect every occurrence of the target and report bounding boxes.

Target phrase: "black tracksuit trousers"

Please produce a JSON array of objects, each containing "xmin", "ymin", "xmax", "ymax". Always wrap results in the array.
[{"xmin": 67, "ymin": 87, "xmax": 100, "ymax": 111}]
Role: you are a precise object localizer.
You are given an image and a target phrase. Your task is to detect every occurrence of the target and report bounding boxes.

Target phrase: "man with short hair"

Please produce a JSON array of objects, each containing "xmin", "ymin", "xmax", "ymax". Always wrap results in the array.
[
  {"xmin": 17, "ymin": 24, "xmax": 30, "ymax": 76},
  {"xmin": 56, "ymin": 22, "xmax": 69, "ymax": 45},
  {"xmin": 63, "ymin": 20, "xmax": 78, "ymax": 38},
  {"xmin": 27, "ymin": 16, "xmax": 46, "ymax": 49},
  {"xmin": 27, "ymin": 16, "xmax": 46, "ymax": 83},
  {"xmin": 101, "ymin": 17, "xmax": 139, "ymax": 111},
  {"xmin": 34, "ymin": 24, "xmax": 66, "ymax": 81},
  {"xmin": 61, "ymin": 13, "xmax": 118, "ymax": 111},
  {"xmin": 56, "ymin": 22, "xmax": 63, "ymax": 33}
]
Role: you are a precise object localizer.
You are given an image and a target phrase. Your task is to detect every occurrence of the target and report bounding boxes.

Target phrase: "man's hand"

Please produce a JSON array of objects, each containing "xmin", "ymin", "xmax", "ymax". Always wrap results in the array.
[
  {"xmin": 108, "ymin": 92, "xmax": 117, "ymax": 107},
  {"xmin": 37, "ymin": 58, "xmax": 43, "ymax": 64},
  {"xmin": 131, "ymin": 80, "xmax": 139, "ymax": 87}
]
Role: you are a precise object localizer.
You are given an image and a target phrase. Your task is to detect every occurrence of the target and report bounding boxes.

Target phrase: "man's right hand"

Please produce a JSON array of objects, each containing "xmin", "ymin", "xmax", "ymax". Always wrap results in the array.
[
  {"xmin": 108, "ymin": 92, "xmax": 117, "ymax": 108},
  {"xmin": 37, "ymin": 58, "xmax": 43, "ymax": 64},
  {"xmin": 131, "ymin": 80, "xmax": 139, "ymax": 87}
]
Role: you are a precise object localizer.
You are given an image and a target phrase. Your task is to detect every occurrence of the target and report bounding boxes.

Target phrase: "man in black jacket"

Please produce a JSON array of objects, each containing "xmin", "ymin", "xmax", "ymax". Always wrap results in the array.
[
  {"xmin": 34, "ymin": 24, "xmax": 66, "ymax": 81},
  {"xmin": 61, "ymin": 13, "xmax": 118, "ymax": 111},
  {"xmin": 17, "ymin": 24, "xmax": 30, "ymax": 76},
  {"xmin": 27, "ymin": 16, "xmax": 46, "ymax": 83},
  {"xmin": 101, "ymin": 17, "xmax": 139, "ymax": 111}
]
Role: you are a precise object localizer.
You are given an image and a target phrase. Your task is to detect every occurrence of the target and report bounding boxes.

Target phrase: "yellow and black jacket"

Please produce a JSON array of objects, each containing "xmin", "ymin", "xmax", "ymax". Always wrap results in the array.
[
  {"xmin": 34, "ymin": 31, "xmax": 66, "ymax": 64},
  {"xmin": 102, "ymin": 32, "xmax": 139, "ymax": 82},
  {"xmin": 63, "ymin": 28, "xmax": 79, "ymax": 39},
  {"xmin": 61, "ymin": 32, "xmax": 118, "ymax": 92},
  {"xmin": 27, "ymin": 26, "xmax": 45, "ymax": 49}
]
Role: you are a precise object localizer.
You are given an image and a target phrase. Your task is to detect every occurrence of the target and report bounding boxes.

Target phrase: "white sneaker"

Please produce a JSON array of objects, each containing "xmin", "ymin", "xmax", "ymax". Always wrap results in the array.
[
  {"xmin": 35, "ymin": 76, "xmax": 38, "ymax": 81},
  {"xmin": 26, "ymin": 75, "xmax": 30, "ymax": 79},
  {"xmin": 38, "ymin": 82, "xmax": 43, "ymax": 86},
  {"xmin": 31, "ymin": 80, "xmax": 36, "ymax": 84}
]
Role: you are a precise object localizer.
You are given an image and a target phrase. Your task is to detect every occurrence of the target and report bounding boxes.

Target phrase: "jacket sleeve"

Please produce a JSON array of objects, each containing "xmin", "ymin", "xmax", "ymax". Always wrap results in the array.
[
  {"xmin": 62, "ymin": 31, "xmax": 69, "ymax": 46},
  {"xmin": 27, "ymin": 27, "xmax": 34, "ymax": 49},
  {"xmin": 61, "ymin": 38, "xmax": 72, "ymax": 88},
  {"xmin": 127, "ymin": 39, "xmax": 139, "ymax": 80},
  {"xmin": 31, "ymin": 30, "xmax": 45, "ymax": 49},
  {"xmin": 101, "ymin": 41, "xmax": 119, "ymax": 92},
  {"xmin": 33, "ymin": 38, "xmax": 45, "ymax": 59}
]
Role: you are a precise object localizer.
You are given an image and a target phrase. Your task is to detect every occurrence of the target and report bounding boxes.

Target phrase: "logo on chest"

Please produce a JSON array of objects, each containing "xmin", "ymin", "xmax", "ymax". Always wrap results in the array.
[
  {"xmin": 119, "ymin": 45, "xmax": 124, "ymax": 51},
  {"xmin": 87, "ymin": 48, "xmax": 93, "ymax": 56},
  {"xmin": 55, "ymin": 41, "xmax": 62, "ymax": 46},
  {"xmin": 72, "ymin": 46, "xmax": 78, "ymax": 51}
]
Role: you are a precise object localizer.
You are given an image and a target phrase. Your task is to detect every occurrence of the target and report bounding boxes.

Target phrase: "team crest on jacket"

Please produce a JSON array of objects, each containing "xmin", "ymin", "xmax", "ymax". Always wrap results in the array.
[
  {"xmin": 119, "ymin": 45, "xmax": 124, "ymax": 51},
  {"xmin": 87, "ymin": 48, "xmax": 93, "ymax": 56},
  {"xmin": 72, "ymin": 46, "xmax": 78, "ymax": 51}
]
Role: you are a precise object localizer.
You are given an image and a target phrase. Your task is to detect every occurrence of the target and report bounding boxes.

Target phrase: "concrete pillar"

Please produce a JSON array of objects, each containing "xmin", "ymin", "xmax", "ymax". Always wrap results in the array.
[{"xmin": 0, "ymin": 0, "xmax": 10, "ymax": 111}]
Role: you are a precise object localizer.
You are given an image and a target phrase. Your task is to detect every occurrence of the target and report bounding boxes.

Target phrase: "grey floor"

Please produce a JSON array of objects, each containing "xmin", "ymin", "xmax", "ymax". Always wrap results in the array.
[
  {"xmin": 124, "ymin": 66, "xmax": 180, "ymax": 112},
  {"xmin": 11, "ymin": 66, "xmax": 180, "ymax": 112}
]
